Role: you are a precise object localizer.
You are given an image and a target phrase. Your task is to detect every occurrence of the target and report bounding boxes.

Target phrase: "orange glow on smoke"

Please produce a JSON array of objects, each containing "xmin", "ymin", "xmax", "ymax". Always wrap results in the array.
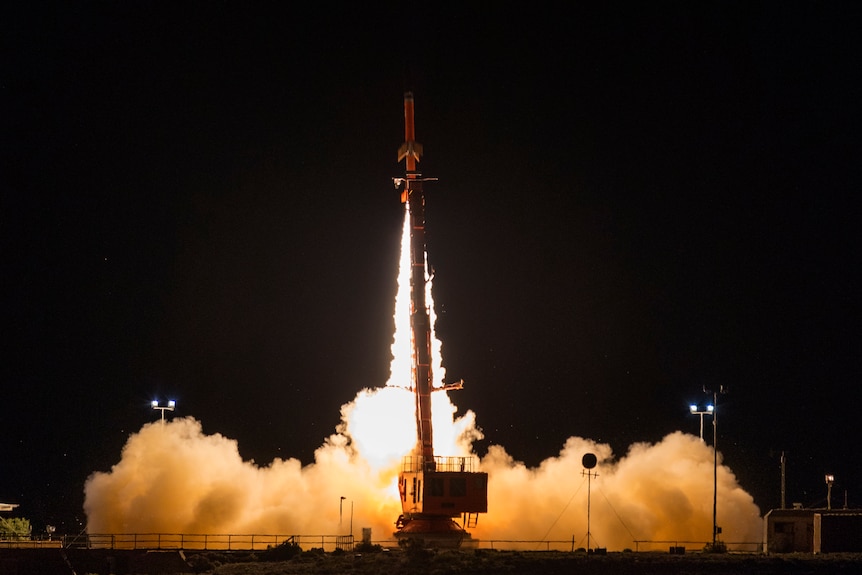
[{"xmin": 83, "ymin": 205, "xmax": 761, "ymax": 548}]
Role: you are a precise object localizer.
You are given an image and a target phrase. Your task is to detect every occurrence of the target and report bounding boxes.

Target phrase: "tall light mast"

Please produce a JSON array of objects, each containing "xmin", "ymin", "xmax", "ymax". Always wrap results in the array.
[{"xmin": 393, "ymin": 92, "xmax": 488, "ymax": 546}]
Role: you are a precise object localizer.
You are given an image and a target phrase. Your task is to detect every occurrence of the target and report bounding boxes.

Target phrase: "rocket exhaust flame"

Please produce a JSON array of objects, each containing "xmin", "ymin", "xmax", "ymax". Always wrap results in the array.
[{"xmin": 82, "ymin": 96, "xmax": 762, "ymax": 548}]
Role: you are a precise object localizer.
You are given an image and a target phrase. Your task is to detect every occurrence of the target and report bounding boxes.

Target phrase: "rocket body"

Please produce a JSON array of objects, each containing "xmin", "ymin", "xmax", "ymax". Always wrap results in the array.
[{"xmin": 398, "ymin": 92, "xmax": 434, "ymax": 463}]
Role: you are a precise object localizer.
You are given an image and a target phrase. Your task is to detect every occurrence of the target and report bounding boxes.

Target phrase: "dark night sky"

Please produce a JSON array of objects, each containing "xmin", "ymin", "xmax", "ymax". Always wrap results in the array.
[{"xmin": 3, "ymin": 3, "xmax": 861, "ymax": 532}]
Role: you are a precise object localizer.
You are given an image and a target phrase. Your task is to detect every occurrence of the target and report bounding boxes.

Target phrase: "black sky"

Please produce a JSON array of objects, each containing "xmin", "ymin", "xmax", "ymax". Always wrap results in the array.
[{"xmin": 3, "ymin": 2, "xmax": 861, "ymax": 532}]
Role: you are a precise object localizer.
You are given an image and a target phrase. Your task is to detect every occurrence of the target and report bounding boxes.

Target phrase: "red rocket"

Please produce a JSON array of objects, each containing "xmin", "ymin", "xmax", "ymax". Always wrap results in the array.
[
  {"xmin": 397, "ymin": 92, "xmax": 425, "ymax": 203},
  {"xmin": 397, "ymin": 91, "xmax": 434, "ymax": 465},
  {"xmin": 398, "ymin": 93, "xmax": 423, "ymax": 174}
]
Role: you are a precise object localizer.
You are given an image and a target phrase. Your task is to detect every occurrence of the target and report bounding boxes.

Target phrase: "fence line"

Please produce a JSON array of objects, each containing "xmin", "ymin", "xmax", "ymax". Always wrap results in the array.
[
  {"xmin": 0, "ymin": 539, "xmax": 64, "ymax": 549},
  {"xmin": 631, "ymin": 539, "xmax": 764, "ymax": 553},
  {"xmin": 15, "ymin": 534, "xmax": 763, "ymax": 553},
  {"xmin": 62, "ymin": 533, "xmax": 355, "ymax": 552}
]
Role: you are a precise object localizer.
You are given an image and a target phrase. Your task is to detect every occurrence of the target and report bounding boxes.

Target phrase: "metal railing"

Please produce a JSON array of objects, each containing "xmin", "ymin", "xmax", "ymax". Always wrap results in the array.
[
  {"xmin": 631, "ymin": 539, "xmax": 763, "ymax": 553},
  {"xmin": 8, "ymin": 533, "xmax": 765, "ymax": 553},
  {"xmin": 0, "ymin": 539, "xmax": 64, "ymax": 549},
  {"xmin": 401, "ymin": 455, "xmax": 479, "ymax": 473},
  {"xmin": 64, "ymin": 533, "xmax": 354, "ymax": 551}
]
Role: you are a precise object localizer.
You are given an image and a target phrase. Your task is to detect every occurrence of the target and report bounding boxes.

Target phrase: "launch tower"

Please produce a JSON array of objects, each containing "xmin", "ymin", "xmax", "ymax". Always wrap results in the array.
[{"xmin": 393, "ymin": 92, "xmax": 488, "ymax": 546}]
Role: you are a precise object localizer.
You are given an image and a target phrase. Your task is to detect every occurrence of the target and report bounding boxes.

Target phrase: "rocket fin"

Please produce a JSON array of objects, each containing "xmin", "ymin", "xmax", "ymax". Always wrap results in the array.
[{"xmin": 398, "ymin": 141, "xmax": 423, "ymax": 163}]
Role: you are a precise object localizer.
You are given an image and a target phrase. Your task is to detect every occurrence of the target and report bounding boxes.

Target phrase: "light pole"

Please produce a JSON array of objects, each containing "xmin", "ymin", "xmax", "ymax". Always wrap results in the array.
[
  {"xmin": 825, "ymin": 474, "xmax": 834, "ymax": 510},
  {"xmin": 151, "ymin": 400, "xmax": 176, "ymax": 422},
  {"xmin": 339, "ymin": 496, "xmax": 345, "ymax": 529},
  {"xmin": 703, "ymin": 385, "xmax": 727, "ymax": 551},
  {"xmin": 339, "ymin": 496, "xmax": 353, "ymax": 536},
  {"xmin": 689, "ymin": 403, "xmax": 714, "ymax": 441}
]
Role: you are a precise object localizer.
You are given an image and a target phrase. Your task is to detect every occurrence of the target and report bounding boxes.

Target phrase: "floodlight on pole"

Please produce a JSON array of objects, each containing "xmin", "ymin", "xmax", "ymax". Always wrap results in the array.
[
  {"xmin": 703, "ymin": 385, "xmax": 727, "ymax": 551},
  {"xmin": 339, "ymin": 496, "xmax": 353, "ymax": 536},
  {"xmin": 151, "ymin": 400, "xmax": 176, "ymax": 422},
  {"xmin": 689, "ymin": 403, "xmax": 714, "ymax": 441},
  {"xmin": 825, "ymin": 474, "xmax": 834, "ymax": 510}
]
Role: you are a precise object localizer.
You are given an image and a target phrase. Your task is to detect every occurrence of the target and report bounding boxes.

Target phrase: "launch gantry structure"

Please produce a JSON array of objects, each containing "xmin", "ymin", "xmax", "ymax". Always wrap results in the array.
[{"xmin": 392, "ymin": 92, "xmax": 488, "ymax": 546}]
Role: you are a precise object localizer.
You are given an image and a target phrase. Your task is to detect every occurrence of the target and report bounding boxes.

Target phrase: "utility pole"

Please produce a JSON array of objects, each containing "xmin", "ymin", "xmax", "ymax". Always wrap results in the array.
[
  {"xmin": 780, "ymin": 451, "xmax": 786, "ymax": 510},
  {"xmin": 581, "ymin": 453, "xmax": 598, "ymax": 552}
]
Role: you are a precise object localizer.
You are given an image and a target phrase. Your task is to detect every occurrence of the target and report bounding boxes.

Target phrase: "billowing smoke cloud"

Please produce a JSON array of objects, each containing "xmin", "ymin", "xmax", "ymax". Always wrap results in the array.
[
  {"xmin": 84, "ymin": 208, "xmax": 762, "ymax": 547},
  {"xmin": 474, "ymin": 433, "xmax": 761, "ymax": 548},
  {"xmin": 84, "ymin": 388, "xmax": 761, "ymax": 548},
  {"xmin": 84, "ymin": 390, "xmax": 407, "ymax": 536},
  {"xmin": 83, "ymin": 387, "xmax": 476, "ymax": 538}
]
